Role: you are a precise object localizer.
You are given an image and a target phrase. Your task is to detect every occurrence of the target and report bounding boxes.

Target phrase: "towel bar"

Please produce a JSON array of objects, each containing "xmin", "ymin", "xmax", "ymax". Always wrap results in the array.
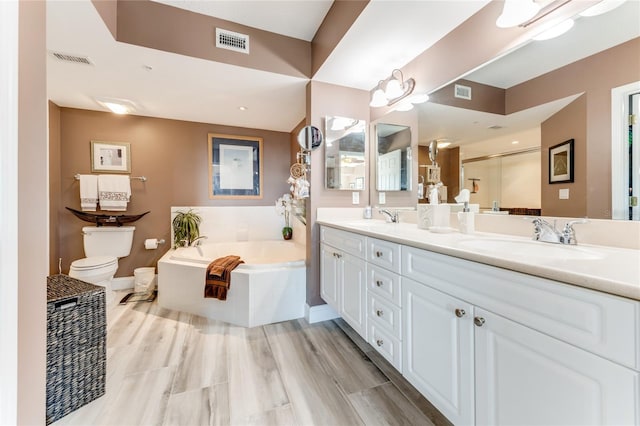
[{"xmin": 74, "ymin": 174, "xmax": 147, "ymax": 182}]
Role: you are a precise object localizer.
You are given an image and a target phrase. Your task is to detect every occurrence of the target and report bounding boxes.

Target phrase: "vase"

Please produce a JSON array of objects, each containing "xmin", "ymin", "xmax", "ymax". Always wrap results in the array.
[{"xmin": 282, "ymin": 227, "xmax": 293, "ymax": 240}]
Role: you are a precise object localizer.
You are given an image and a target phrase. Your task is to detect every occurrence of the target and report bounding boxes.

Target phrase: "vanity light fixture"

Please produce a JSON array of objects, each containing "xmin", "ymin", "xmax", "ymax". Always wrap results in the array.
[
  {"xmin": 496, "ymin": 0, "xmax": 541, "ymax": 28},
  {"xmin": 95, "ymin": 97, "xmax": 136, "ymax": 115},
  {"xmin": 369, "ymin": 69, "xmax": 416, "ymax": 107}
]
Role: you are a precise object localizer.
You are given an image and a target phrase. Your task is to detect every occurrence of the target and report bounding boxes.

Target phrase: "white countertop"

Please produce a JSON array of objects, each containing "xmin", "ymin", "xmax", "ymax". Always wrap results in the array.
[{"xmin": 317, "ymin": 219, "xmax": 640, "ymax": 301}]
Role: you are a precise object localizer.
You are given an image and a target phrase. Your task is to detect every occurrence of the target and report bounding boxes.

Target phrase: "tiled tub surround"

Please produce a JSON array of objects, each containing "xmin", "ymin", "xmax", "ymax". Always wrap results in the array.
[{"xmin": 318, "ymin": 215, "xmax": 640, "ymax": 425}]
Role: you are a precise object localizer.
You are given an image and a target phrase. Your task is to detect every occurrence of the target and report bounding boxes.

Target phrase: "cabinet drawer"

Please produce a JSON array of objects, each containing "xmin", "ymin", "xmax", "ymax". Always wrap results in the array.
[
  {"xmin": 367, "ymin": 237, "xmax": 401, "ymax": 273},
  {"xmin": 368, "ymin": 293, "xmax": 402, "ymax": 339},
  {"xmin": 403, "ymin": 245, "xmax": 640, "ymax": 370},
  {"xmin": 369, "ymin": 322, "xmax": 402, "ymax": 372},
  {"xmin": 321, "ymin": 226, "xmax": 366, "ymax": 258},
  {"xmin": 367, "ymin": 264, "xmax": 402, "ymax": 306}
]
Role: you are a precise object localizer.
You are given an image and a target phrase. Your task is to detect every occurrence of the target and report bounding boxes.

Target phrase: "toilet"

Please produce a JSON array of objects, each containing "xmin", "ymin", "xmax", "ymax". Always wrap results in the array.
[{"xmin": 69, "ymin": 226, "xmax": 135, "ymax": 303}]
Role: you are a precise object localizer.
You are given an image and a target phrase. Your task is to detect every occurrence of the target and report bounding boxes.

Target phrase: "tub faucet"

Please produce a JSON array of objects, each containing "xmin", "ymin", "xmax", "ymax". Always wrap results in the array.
[
  {"xmin": 379, "ymin": 208, "xmax": 399, "ymax": 223},
  {"xmin": 190, "ymin": 236, "xmax": 208, "ymax": 247}
]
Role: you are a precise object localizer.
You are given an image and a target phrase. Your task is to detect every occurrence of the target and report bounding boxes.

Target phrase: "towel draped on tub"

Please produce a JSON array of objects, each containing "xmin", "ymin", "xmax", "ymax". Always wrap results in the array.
[{"xmin": 204, "ymin": 255, "xmax": 244, "ymax": 301}]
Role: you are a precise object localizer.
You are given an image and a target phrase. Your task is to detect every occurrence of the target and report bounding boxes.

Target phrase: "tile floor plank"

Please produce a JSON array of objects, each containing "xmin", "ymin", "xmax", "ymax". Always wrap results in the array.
[
  {"xmin": 227, "ymin": 325, "xmax": 290, "ymax": 422},
  {"xmin": 163, "ymin": 384, "xmax": 230, "ymax": 426},
  {"xmin": 264, "ymin": 320, "xmax": 365, "ymax": 426},
  {"xmin": 349, "ymin": 382, "xmax": 436, "ymax": 426}
]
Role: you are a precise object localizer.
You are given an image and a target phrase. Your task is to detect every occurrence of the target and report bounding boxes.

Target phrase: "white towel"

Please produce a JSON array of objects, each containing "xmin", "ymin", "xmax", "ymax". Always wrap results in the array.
[
  {"xmin": 79, "ymin": 174, "xmax": 98, "ymax": 211},
  {"xmin": 98, "ymin": 175, "xmax": 131, "ymax": 211}
]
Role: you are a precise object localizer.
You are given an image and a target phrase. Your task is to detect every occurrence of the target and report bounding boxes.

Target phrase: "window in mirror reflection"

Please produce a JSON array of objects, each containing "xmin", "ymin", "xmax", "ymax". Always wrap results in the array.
[
  {"xmin": 324, "ymin": 116, "xmax": 366, "ymax": 190},
  {"xmin": 376, "ymin": 123, "xmax": 411, "ymax": 191}
]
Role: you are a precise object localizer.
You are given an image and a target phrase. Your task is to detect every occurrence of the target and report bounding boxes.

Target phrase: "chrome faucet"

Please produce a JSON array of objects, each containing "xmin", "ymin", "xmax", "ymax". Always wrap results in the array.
[
  {"xmin": 379, "ymin": 208, "xmax": 399, "ymax": 223},
  {"xmin": 532, "ymin": 218, "xmax": 588, "ymax": 245},
  {"xmin": 190, "ymin": 236, "xmax": 208, "ymax": 247}
]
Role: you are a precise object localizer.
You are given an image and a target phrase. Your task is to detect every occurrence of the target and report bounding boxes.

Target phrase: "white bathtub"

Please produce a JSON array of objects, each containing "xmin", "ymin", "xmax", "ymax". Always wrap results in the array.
[{"xmin": 158, "ymin": 240, "xmax": 306, "ymax": 327}]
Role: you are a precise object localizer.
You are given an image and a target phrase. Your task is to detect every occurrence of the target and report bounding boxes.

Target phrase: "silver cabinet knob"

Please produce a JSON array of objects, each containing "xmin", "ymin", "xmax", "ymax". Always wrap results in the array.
[
  {"xmin": 474, "ymin": 317, "xmax": 485, "ymax": 327},
  {"xmin": 455, "ymin": 308, "xmax": 466, "ymax": 318},
  {"xmin": 376, "ymin": 339, "xmax": 384, "ymax": 347},
  {"xmin": 375, "ymin": 251, "xmax": 383, "ymax": 258},
  {"xmin": 375, "ymin": 280, "xmax": 383, "ymax": 287},
  {"xmin": 376, "ymin": 310, "xmax": 384, "ymax": 317}
]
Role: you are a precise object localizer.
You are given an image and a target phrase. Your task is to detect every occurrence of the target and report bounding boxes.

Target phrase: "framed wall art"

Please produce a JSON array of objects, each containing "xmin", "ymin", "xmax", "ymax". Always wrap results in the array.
[
  {"xmin": 549, "ymin": 139, "xmax": 574, "ymax": 184},
  {"xmin": 208, "ymin": 133, "xmax": 263, "ymax": 199},
  {"xmin": 90, "ymin": 140, "xmax": 131, "ymax": 173}
]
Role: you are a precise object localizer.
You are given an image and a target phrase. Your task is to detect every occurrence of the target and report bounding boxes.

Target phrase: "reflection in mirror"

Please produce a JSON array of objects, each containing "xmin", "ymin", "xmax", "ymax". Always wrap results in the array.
[
  {"xmin": 376, "ymin": 123, "xmax": 412, "ymax": 191},
  {"xmin": 324, "ymin": 116, "xmax": 366, "ymax": 190},
  {"xmin": 297, "ymin": 125, "xmax": 323, "ymax": 152},
  {"xmin": 462, "ymin": 148, "xmax": 541, "ymax": 215},
  {"xmin": 413, "ymin": 0, "xmax": 639, "ymax": 219}
]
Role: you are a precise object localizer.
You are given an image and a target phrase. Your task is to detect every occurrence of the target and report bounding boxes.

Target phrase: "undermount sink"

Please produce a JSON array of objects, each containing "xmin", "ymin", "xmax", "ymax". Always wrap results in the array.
[{"xmin": 456, "ymin": 238, "xmax": 605, "ymax": 260}]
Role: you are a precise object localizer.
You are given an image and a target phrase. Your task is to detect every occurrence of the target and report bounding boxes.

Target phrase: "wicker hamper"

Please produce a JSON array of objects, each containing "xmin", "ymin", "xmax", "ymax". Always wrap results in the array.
[{"xmin": 46, "ymin": 274, "xmax": 106, "ymax": 425}]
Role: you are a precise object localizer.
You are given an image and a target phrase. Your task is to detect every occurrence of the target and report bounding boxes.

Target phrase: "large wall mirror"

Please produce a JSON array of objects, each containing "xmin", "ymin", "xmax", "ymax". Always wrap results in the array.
[
  {"xmin": 324, "ymin": 116, "xmax": 366, "ymax": 190},
  {"xmin": 376, "ymin": 123, "xmax": 412, "ymax": 191},
  {"xmin": 410, "ymin": 1, "xmax": 639, "ymax": 219}
]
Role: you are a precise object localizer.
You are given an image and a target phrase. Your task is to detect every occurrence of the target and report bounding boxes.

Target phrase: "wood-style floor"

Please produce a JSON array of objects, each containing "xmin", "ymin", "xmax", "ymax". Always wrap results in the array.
[{"xmin": 52, "ymin": 292, "xmax": 448, "ymax": 426}]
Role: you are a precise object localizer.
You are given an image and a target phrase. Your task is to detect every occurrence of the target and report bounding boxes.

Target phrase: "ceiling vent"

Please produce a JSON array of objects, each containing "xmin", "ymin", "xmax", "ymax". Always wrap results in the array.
[
  {"xmin": 216, "ymin": 28, "xmax": 250, "ymax": 54},
  {"xmin": 454, "ymin": 84, "xmax": 472, "ymax": 100},
  {"xmin": 50, "ymin": 51, "xmax": 93, "ymax": 65},
  {"xmin": 488, "ymin": 125, "xmax": 504, "ymax": 130}
]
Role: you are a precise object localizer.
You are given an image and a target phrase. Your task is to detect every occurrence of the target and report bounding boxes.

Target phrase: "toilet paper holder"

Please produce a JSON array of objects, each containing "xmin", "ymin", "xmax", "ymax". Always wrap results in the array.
[{"xmin": 144, "ymin": 238, "xmax": 166, "ymax": 249}]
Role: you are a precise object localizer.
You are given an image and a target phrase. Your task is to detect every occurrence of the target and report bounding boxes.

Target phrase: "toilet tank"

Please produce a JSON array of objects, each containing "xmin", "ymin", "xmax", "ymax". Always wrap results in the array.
[{"xmin": 82, "ymin": 226, "xmax": 135, "ymax": 258}]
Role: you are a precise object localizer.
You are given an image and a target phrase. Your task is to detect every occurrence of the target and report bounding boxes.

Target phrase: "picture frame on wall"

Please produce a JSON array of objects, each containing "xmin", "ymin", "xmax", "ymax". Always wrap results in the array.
[
  {"xmin": 208, "ymin": 133, "xmax": 263, "ymax": 199},
  {"xmin": 90, "ymin": 140, "xmax": 131, "ymax": 173},
  {"xmin": 549, "ymin": 139, "xmax": 574, "ymax": 184}
]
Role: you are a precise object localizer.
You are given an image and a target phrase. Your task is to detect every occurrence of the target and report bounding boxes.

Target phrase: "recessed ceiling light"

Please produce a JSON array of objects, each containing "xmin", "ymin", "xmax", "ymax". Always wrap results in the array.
[
  {"xmin": 94, "ymin": 97, "xmax": 136, "ymax": 115},
  {"xmin": 238, "ymin": 106, "xmax": 248, "ymax": 111},
  {"xmin": 512, "ymin": 140, "xmax": 520, "ymax": 144}
]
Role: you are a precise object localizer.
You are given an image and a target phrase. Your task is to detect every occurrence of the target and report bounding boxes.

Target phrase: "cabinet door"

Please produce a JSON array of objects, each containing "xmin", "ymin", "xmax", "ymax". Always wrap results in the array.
[
  {"xmin": 341, "ymin": 252, "xmax": 367, "ymax": 339},
  {"xmin": 320, "ymin": 243, "xmax": 340, "ymax": 310},
  {"xmin": 403, "ymin": 278, "xmax": 474, "ymax": 426},
  {"xmin": 475, "ymin": 308, "xmax": 640, "ymax": 426}
]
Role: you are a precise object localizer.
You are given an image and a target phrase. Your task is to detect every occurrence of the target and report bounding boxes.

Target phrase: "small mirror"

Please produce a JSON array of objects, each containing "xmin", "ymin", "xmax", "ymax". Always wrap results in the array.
[
  {"xmin": 297, "ymin": 125, "xmax": 323, "ymax": 152},
  {"xmin": 324, "ymin": 116, "xmax": 366, "ymax": 190},
  {"xmin": 376, "ymin": 123, "xmax": 412, "ymax": 191}
]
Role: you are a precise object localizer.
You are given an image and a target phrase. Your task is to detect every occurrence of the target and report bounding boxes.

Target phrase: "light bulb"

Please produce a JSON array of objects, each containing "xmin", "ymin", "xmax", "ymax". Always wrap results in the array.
[
  {"xmin": 385, "ymin": 78, "xmax": 404, "ymax": 99},
  {"xmin": 369, "ymin": 88, "xmax": 388, "ymax": 107}
]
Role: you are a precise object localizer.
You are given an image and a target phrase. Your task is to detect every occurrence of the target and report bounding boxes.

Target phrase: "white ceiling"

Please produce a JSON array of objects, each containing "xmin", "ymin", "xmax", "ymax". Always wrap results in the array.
[
  {"xmin": 46, "ymin": 0, "xmax": 488, "ymax": 132},
  {"xmin": 46, "ymin": 0, "xmax": 639, "ymax": 135}
]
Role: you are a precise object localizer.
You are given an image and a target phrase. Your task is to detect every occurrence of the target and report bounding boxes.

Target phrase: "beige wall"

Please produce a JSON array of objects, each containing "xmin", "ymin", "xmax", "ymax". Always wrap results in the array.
[
  {"xmin": 18, "ymin": 1, "xmax": 48, "ymax": 423},
  {"xmin": 541, "ymin": 95, "xmax": 587, "ymax": 217},
  {"xmin": 53, "ymin": 108, "xmax": 292, "ymax": 277},
  {"xmin": 307, "ymin": 81, "xmax": 370, "ymax": 306}
]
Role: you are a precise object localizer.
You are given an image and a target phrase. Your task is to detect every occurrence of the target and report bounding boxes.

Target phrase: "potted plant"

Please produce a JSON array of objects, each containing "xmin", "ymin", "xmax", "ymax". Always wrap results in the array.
[
  {"xmin": 172, "ymin": 209, "xmax": 202, "ymax": 247},
  {"xmin": 275, "ymin": 193, "xmax": 293, "ymax": 240}
]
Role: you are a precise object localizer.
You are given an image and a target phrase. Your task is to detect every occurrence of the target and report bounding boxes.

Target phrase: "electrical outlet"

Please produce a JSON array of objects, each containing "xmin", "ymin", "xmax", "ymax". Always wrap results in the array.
[
  {"xmin": 559, "ymin": 188, "xmax": 569, "ymax": 199},
  {"xmin": 352, "ymin": 192, "xmax": 359, "ymax": 205},
  {"xmin": 379, "ymin": 192, "xmax": 386, "ymax": 204}
]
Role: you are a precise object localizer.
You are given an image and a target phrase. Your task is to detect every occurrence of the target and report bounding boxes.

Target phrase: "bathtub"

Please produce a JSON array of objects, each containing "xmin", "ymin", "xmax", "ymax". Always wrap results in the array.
[{"xmin": 157, "ymin": 240, "xmax": 306, "ymax": 327}]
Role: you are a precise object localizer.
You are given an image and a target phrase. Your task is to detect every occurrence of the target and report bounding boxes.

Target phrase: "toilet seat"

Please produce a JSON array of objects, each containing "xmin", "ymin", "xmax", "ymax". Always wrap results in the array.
[{"xmin": 70, "ymin": 256, "xmax": 117, "ymax": 271}]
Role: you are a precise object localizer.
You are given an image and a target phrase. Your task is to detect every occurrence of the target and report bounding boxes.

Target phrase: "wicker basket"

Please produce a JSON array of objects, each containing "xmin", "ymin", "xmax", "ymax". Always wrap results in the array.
[{"xmin": 46, "ymin": 275, "xmax": 106, "ymax": 425}]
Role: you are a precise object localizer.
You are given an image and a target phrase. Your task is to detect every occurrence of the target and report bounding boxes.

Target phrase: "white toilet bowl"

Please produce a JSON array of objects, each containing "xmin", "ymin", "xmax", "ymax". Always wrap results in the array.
[{"xmin": 69, "ymin": 255, "xmax": 118, "ymax": 304}]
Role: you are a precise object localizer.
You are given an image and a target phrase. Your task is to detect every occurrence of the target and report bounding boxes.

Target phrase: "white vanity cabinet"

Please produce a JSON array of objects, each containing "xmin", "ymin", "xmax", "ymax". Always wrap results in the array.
[
  {"xmin": 319, "ymin": 223, "xmax": 640, "ymax": 425},
  {"xmin": 403, "ymin": 277, "xmax": 474, "ymax": 425},
  {"xmin": 366, "ymin": 238, "xmax": 403, "ymax": 370},
  {"xmin": 403, "ymin": 245, "xmax": 640, "ymax": 426},
  {"xmin": 320, "ymin": 227, "xmax": 367, "ymax": 338}
]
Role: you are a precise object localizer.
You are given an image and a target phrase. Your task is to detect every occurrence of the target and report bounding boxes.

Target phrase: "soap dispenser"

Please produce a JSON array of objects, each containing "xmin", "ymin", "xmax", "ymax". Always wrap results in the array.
[{"xmin": 457, "ymin": 202, "xmax": 475, "ymax": 234}]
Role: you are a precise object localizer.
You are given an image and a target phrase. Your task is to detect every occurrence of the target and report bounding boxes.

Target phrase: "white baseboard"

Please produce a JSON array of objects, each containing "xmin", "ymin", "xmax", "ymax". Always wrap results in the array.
[
  {"xmin": 111, "ymin": 276, "xmax": 134, "ymax": 291},
  {"xmin": 305, "ymin": 303, "xmax": 339, "ymax": 324}
]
